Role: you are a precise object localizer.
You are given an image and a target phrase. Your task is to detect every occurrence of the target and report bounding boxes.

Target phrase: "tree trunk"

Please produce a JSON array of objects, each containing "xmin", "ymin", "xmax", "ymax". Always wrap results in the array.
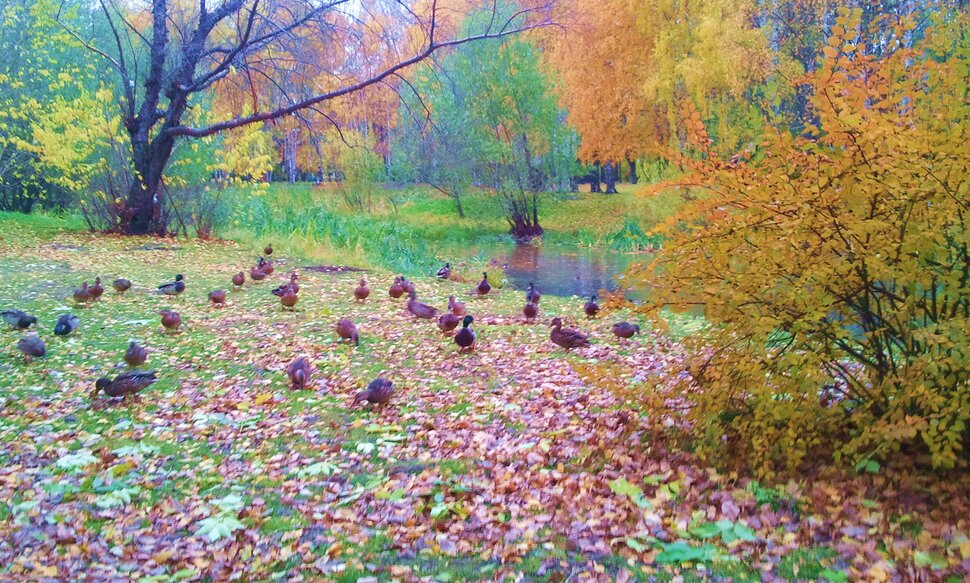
[
  {"xmin": 628, "ymin": 159, "xmax": 637, "ymax": 184},
  {"xmin": 590, "ymin": 162, "xmax": 602, "ymax": 193},
  {"xmin": 604, "ymin": 161, "xmax": 618, "ymax": 194}
]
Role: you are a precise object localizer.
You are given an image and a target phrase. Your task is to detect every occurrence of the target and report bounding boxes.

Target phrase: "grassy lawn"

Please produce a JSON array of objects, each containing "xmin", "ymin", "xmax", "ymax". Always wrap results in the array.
[{"xmin": 0, "ymin": 212, "xmax": 966, "ymax": 581}]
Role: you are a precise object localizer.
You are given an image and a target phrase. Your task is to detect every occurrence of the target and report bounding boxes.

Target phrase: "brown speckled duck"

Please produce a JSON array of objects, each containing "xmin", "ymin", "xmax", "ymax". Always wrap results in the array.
[
  {"xmin": 523, "ymin": 302, "xmax": 538, "ymax": 323},
  {"xmin": 335, "ymin": 318, "xmax": 360, "ymax": 346},
  {"xmin": 400, "ymin": 277, "xmax": 415, "ymax": 295},
  {"xmin": 407, "ymin": 291, "xmax": 438, "ymax": 320},
  {"xmin": 612, "ymin": 322, "xmax": 641, "ymax": 339},
  {"xmin": 258, "ymin": 257, "xmax": 274, "ymax": 275},
  {"xmin": 388, "ymin": 277, "xmax": 405, "ymax": 298},
  {"xmin": 124, "ymin": 341, "xmax": 148, "ymax": 367},
  {"xmin": 352, "ymin": 378, "xmax": 394, "ymax": 408},
  {"xmin": 232, "ymin": 272, "xmax": 245, "ymax": 289},
  {"xmin": 91, "ymin": 370, "xmax": 157, "ymax": 400},
  {"xmin": 250, "ymin": 267, "xmax": 266, "ymax": 281},
  {"xmin": 73, "ymin": 283, "xmax": 91, "ymax": 305},
  {"xmin": 448, "ymin": 295, "xmax": 466, "ymax": 316},
  {"xmin": 159, "ymin": 310, "xmax": 181, "ymax": 333},
  {"xmin": 354, "ymin": 278, "xmax": 370, "ymax": 302},
  {"xmin": 583, "ymin": 295, "xmax": 600, "ymax": 318},
  {"xmin": 209, "ymin": 290, "xmax": 226, "ymax": 307},
  {"xmin": 90, "ymin": 277, "xmax": 105, "ymax": 301},
  {"xmin": 264, "ymin": 243, "xmax": 273, "ymax": 256},
  {"xmin": 281, "ymin": 289, "xmax": 298, "ymax": 310},
  {"xmin": 437, "ymin": 312, "xmax": 460, "ymax": 335},
  {"xmin": 113, "ymin": 278, "xmax": 132, "ymax": 294},
  {"xmin": 286, "ymin": 357, "xmax": 311, "ymax": 389},
  {"xmin": 476, "ymin": 272, "xmax": 491, "ymax": 295},
  {"xmin": 550, "ymin": 317, "xmax": 590, "ymax": 350}
]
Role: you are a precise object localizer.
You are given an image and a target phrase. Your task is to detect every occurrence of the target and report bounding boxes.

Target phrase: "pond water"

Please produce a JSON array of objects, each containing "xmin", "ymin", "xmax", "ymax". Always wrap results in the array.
[{"xmin": 491, "ymin": 243, "xmax": 650, "ymax": 298}]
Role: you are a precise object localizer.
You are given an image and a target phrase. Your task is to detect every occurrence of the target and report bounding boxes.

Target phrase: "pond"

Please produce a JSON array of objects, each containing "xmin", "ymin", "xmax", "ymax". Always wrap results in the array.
[{"xmin": 490, "ymin": 243, "xmax": 651, "ymax": 298}]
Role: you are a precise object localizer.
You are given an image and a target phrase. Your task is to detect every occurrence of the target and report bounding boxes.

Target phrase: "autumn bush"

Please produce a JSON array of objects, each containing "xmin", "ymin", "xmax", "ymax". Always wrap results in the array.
[{"xmin": 643, "ymin": 11, "xmax": 969, "ymax": 476}]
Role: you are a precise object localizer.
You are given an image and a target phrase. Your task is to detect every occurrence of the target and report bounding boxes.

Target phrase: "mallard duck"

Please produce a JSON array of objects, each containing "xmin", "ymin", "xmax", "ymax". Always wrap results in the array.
[
  {"xmin": 2, "ymin": 309, "xmax": 37, "ymax": 330},
  {"xmin": 400, "ymin": 277, "xmax": 415, "ymax": 295},
  {"xmin": 526, "ymin": 282, "xmax": 541, "ymax": 304},
  {"xmin": 113, "ymin": 278, "xmax": 132, "ymax": 294},
  {"xmin": 388, "ymin": 277, "xmax": 405, "ymax": 298},
  {"xmin": 258, "ymin": 257, "xmax": 275, "ymax": 275},
  {"xmin": 584, "ymin": 295, "xmax": 600, "ymax": 318},
  {"xmin": 437, "ymin": 263, "xmax": 451, "ymax": 279},
  {"xmin": 232, "ymin": 272, "xmax": 245, "ymax": 289},
  {"xmin": 90, "ymin": 277, "xmax": 105, "ymax": 301},
  {"xmin": 209, "ymin": 290, "xmax": 226, "ymax": 307},
  {"xmin": 158, "ymin": 274, "xmax": 185, "ymax": 296},
  {"xmin": 250, "ymin": 267, "xmax": 266, "ymax": 281},
  {"xmin": 91, "ymin": 370, "xmax": 157, "ymax": 400},
  {"xmin": 159, "ymin": 310, "xmax": 181, "ymax": 333},
  {"xmin": 550, "ymin": 317, "xmax": 590, "ymax": 350},
  {"xmin": 352, "ymin": 378, "xmax": 394, "ymax": 408},
  {"xmin": 287, "ymin": 273, "xmax": 300, "ymax": 294},
  {"xmin": 281, "ymin": 289, "xmax": 298, "ymax": 310},
  {"xmin": 54, "ymin": 313, "xmax": 80, "ymax": 336},
  {"xmin": 264, "ymin": 243, "xmax": 273, "ymax": 256},
  {"xmin": 73, "ymin": 283, "xmax": 91, "ymax": 305},
  {"xmin": 454, "ymin": 315, "xmax": 476, "ymax": 351},
  {"xmin": 612, "ymin": 322, "xmax": 641, "ymax": 339},
  {"xmin": 124, "ymin": 341, "xmax": 148, "ymax": 367},
  {"xmin": 17, "ymin": 335, "xmax": 46, "ymax": 362},
  {"xmin": 448, "ymin": 295, "xmax": 466, "ymax": 316},
  {"xmin": 354, "ymin": 278, "xmax": 370, "ymax": 302},
  {"xmin": 271, "ymin": 279, "xmax": 295, "ymax": 297},
  {"xmin": 335, "ymin": 318, "xmax": 360, "ymax": 346},
  {"xmin": 523, "ymin": 302, "xmax": 538, "ymax": 323},
  {"xmin": 437, "ymin": 312, "xmax": 460, "ymax": 335},
  {"xmin": 407, "ymin": 291, "xmax": 438, "ymax": 319},
  {"xmin": 286, "ymin": 357, "xmax": 311, "ymax": 389},
  {"xmin": 476, "ymin": 272, "xmax": 491, "ymax": 295}
]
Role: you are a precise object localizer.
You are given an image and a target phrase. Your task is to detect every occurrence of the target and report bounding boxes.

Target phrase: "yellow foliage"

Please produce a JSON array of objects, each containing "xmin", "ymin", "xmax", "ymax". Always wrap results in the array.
[{"xmin": 641, "ymin": 10, "xmax": 969, "ymax": 476}]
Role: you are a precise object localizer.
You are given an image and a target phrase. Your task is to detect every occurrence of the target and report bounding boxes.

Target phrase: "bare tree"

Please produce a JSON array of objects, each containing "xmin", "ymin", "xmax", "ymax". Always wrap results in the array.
[{"xmin": 60, "ymin": 0, "xmax": 555, "ymax": 234}]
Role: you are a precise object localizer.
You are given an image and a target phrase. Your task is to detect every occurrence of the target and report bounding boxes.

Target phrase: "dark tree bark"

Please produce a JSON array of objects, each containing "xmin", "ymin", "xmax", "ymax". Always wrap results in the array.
[
  {"xmin": 69, "ymin": 0, "xmax": 554, "ymax": 234},
  {"xmin": 628, "ymin": 159, "xmax": 637, "ymax": 184},
  {"xmin": 603, "ymin": 161, "xmax": 618, "ymax": 194},
  {"xmin": 589, "ymin": 162, "xmax": 602, "ymax": 193}
]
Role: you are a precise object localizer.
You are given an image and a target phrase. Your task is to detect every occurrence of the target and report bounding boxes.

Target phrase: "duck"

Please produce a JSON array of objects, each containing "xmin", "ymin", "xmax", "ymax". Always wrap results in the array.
[
  {"xmin": 523, "ymin": 302, "xmax": 538, "ymax": 323},
  {"xmin": 526, "ymin": 282, "xmax": 541, "ymax": 304},
  {"xmin": 400, "ymin": 277, "xmax": 415, "ymax": 295},
  {"xmin": 454, "ymin": 315, "xmax": 476, "ymax": 351},
  {"xmin": 281, "ymin": 289, "xmax": 298, "ymax": 310},
  {"xmin": 232, "ymin": 272, "xmax": 245, "ymax": 289},
  {"xmin": 388, "ymin": 277, "xmax": 405, "ymax": 298},
  {"xmin": 437, "ymin": 312, "xmax": 460, "ymax": 335},
  {"xmin": 612, "ymin": 322, "xmax": 641, "ymax": 339},
  {"xmin": 158, "ymin": 274, "xmax": 185, "ymax": 296},
  {"xmin": 91, "ymin": 370, "xmax": 157, "ymax": 400},
  {"xmin": 476, "ymin": 272, "xmax": 491, "ymax": 295},
  {"xmin": 258, "ymin": 257, "xmax": 275, "ymax": 275},
  {"xmin": 354, "ymin": 278, "xmax": 370, "ymax": 302},
  {"xmin": 250, "ymin": 267, "xmax": 266, "ymax": 281},
  {"xmin": 113, "ymin": 278, "xmax": 132, "ymax": 294},
  {"xmin": 550, "ymin": 317, "xmax": 590, "ymax": 350},
  {"xmin": 286, "ymin": 357, "xmax": 311, "ymax": 389},
  {"xmin": 352, "ymin": 378, "xmax": 394, "ymax": 408},
  {"xmin": 287, "ymin": 273, "xmax": 300, "ymax": 294},
  {"xmin": 124, "ymin": 341, "xmax": 148, "ymax": 367},
  {"xmin": 17, "ymin": 335, "xmax": 46, "ymax": 362},
  {"xmin": 448, "ymin": 295, "xmax": 466, "ymax": 316},
  {"xmin": 264, "ymin": 243, "xmax": 273, "ymax": 256},
  {"xmin": 335, "ymin": 318, "xmax": 360, "ymax": 346},
  {"xmin": 90, "ymin": 277, "xmax": 105, "ymax": 301},
  {"xmin": 271, "ymin": 278, "xmax": 295, "ymax": 297},
  {"xmin": 584, "ymin": 295, "xmax": 600, "ymax": 318},
  {"xmin": 2, "ymin": 309, "xmax": 37, "ymax": 330},
  {"xmin": 437, "ymin": 263, "xmax": 451, "ymax": 279},
  {"xmin": 73, "ymin": 283, "xmax": 91, "ymax": 305},
  {"xmin": 159, "ymin": 310, "xmax": 181, "ymax": 333},
  {"xmin": 54, "ymin": 313, "xmax": 80, "ymax": 336},
  {"xmin": 407, "ymin": 291, "xmax": 438, "ymax": 320},
  {"xmin": 208, "ymin": 290, "xmax": 226, "ymax": 307}
]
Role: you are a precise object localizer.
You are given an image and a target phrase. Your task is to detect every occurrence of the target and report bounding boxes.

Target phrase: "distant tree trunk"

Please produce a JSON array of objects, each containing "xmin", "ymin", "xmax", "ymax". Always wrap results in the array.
[
  {"xmin": 628, "ymin": 159, "xmax": 637, "ymax": 184},
  {"xmin": 604, "ymin": 161, "xmax": 618, "ymax": 194},
  {"xmin": 590, "ymin": 162, "xmax": 602, "ymax": 193},
  {"xmin": 569, "ymin": 175, "xmax": 579, "ymax": 192}
]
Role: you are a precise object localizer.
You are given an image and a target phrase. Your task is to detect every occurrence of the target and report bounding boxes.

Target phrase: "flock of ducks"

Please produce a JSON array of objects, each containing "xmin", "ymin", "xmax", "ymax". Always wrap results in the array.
[{"xmin": 5, "ymin": 244, "xmax": 642, "ymax": 408}]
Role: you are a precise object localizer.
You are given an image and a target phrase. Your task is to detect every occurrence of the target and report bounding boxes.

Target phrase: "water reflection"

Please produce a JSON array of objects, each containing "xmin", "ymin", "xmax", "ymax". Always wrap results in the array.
[{"xmin": 497, "ymin": 243, "xmax": 648, "ymax": 298}]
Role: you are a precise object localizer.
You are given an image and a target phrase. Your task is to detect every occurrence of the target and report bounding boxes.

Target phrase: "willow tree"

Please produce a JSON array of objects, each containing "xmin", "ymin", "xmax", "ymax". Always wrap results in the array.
[{"xmin": 58, "ymin": 0, "xmax": 555, "ymax": 234}]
